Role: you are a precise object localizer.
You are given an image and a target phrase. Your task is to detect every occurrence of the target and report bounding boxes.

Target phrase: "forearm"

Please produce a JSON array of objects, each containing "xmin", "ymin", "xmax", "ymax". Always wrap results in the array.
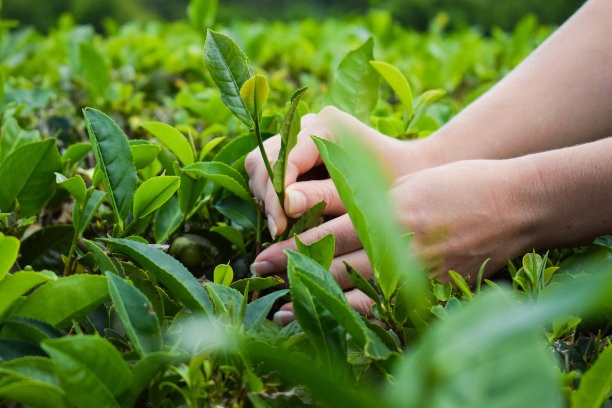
[
  {"xmin": 517, "ymin": 136, "xmax": 612, "ymax": 251},
  {"xmin": 419, "ymin": 0, "xmax": 612, "ymax": 165}
]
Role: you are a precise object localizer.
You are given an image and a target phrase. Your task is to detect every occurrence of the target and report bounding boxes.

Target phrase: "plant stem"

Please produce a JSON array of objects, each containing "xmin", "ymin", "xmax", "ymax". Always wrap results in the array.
[{"xmin": 254, "ymin": 117, "xmax": 274, "ymax": 189}]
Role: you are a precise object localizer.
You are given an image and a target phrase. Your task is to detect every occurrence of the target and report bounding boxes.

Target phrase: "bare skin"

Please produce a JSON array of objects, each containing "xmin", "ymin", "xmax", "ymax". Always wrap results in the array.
[{"xmin": 244, "ymin": 0, "xmax": 612, "ymax": 323}]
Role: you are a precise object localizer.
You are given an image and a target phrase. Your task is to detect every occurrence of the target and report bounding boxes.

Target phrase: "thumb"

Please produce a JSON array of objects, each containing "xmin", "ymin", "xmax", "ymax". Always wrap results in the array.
[{"xmin": 284, "ymin": 179, "xmax": 345, "ymax": 218}]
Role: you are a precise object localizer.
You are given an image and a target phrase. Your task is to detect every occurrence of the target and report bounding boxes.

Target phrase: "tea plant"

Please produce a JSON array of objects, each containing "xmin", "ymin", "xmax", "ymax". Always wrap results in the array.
[{"xmin": 0, "ymin": 4, "xmax": 611, "ymax": 408}]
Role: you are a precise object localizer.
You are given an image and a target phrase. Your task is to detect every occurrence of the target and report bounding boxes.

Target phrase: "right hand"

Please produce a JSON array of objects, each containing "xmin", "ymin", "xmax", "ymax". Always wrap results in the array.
[{"xmin": 245, "ymin": 106, "xmax": 429, "ymax": 237}]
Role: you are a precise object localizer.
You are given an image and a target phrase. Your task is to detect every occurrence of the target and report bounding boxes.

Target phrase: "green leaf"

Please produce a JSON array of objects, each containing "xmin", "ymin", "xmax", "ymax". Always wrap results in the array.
[
  {"xmin": 177, "ymin": 164, "xmax": 207, "ymax": 217},
  {"xmin": 0, "ymin": 139, "xmax": 61, "ymax": 217},
  {"xmin": 78, "ymin": 42, "xmax": 110, "ymax": 100},
  {"xmin": 106, "ymin": 272, "xmax": 162, "ymax": 356},
  {"xmin": 295, "ymin": 233, "xmax": 334, "ymax": 270},
  {"xmin": 55, "ymin": 173, "xmax": 87, "ymax": 208},
  {"xmin": 77, "ymin": 189, "xmax": 105, "ymax": 237},
  {"xmin": 154, "ymin": 195, "xmax": 182, "ymax": 244},
  {"xmin": 42, "ymin": 335, "xmax": 132, "ymax": 408},
  {"xmin": 211, "ymin": 223, "xmax": 246, "ymax": 253},
  {"xmin": 272, "ymin": 87, "xmax": 307, "ymax": 195},
  {"xmin": 187, "ymin": 0, "xmax": 217, "ymax": 32},
  {"xmin": 287, "ymin": 200, "xmax": 326, "ymax": 236},
  {"xmin": 244, "ymin": 289, "xmax": 289, "ymax": 331},
  {"xmin": 214, "ymin": 196, "xmax": 257, "ymax": 231},
  {"xmin": 61, "ymin": 142, "xmax": 91, "ymax": 165},
  {"xmin": 0, "ymin": 339, "xmax": 45, "ymax": 360},
  {"xmin": 213, "ymin": 263, "xmax": 233, "ymax": 286},
  {"xmin": 204, "ymin": 29, "xmax": 254, "ymax": 128},
  {"xmin": 0, "ymin": 233, "xmax": 19, "ymax": 281},
  {"xmin": 140, "ymin": 122, "xmax": 194, "ymax": 166},
  {"xmin": 369, "ymin": 60, "xmax": 413, "ymax": 115},
  {"xmin": 327, "ymin": 37, "xmax": 380, "ymax": 123},
  {"xmin": 212, "ymin": 133, "xmax": 256, "ymax": 165},
  {"xmin": 83, "ymin": 107, "xmax": 137, "ymax": 231},
  {"xmin": 287, "ymin": 250, "xmax": 390, "ymax": 359},
  {"xmin": 205, "ymin": 282, "xmax": 242, "ymax": 315},
  {"xmin": 83, "ymin": 239, "xmax": 120, "ymax": 275},
  {"xmin": 10, "ymin": 275, "xmax": 109, "ymax": 329},
  {"xmin": 101, "ymin": 238, "xmax": 213, "ymax": 314},
  {"xmin": 1, "ymin": 317, "xmax": 63, "ymax": 344},
  {"xmin": 572, "ymin": 345, "xmax": 612, "ymax": 408},
  {"xmin": 132, "ymin": 175, "xmax": 180, "ymax": 219},
  {"xmin": 199, "ymin": 136, "xmax": 226, "ymax": 161},
  {"xmin": 0, "ymin": 272, "xmax": 49, "ymax": 318},
  {"xmin": 448, "ymin": 270, "xmax": 473, "ymax": 300},
  {"xmin": 229, "ymin": 276, "xmax": 284, "ymax": 293},
  {"xmin": 0, "ymin": 357, "xmax": 68, "ymax": 408},
  {"xmin": 130, "ymin": 141, "xmax": 161, "ymax": 170},
  {"xmin": 240, "ymin": 74, "xmax": 269, "ymax": 119},
  {"xmin": 313, "ymin": 136, "xmax": 426, "ymax": 304},
  {"xmin": 0, "ymin": 116, "xmax": 40, "ymax": 160},
  {"xmin": 183, "ymin": 161, "xmax": 254, "ymax": 206},
  {"xmin": 344, "ymin": 261, "xmax": 380, "ymax": 304}
]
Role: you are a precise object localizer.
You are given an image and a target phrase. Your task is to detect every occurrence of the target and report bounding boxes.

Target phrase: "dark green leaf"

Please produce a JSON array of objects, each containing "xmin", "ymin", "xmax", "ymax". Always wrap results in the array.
[
  {"xmin": 19, "ymin": 225, "xmax": 74, "ymax": 272},
  {"xmin": 77, "ymin": 189, "xmax": 105, "ymax": 237},
  {"xmin": 204, "ymin": 29, "xmax": 254, "ymax": 127},
  {"xmin": 287, "ymin": 200, "xmax": 326, "ymax": 236},
  {"xmin": 84, "ymin": 239, "xmax": 120, "ymax": 275},
  {"xmin": 0, "ymin": 339, "xmax": 46, "ymax": 361},
  {"xmin": 154, "ymin": 195, "xmax": 182, "ymax": 243},
  {"xmin": 183, "ymin": 161, "xmax": 254, "ymax": 206},
  {"xmin": 101, "ymin": 238, "xmax": 213, "ymax": 314},
  {"xmin": 295, "ymin": 233, "xmax": 334, "ymax": 270},
  {"xmin": 344, "ymin": 261, "xmax": 379, "ymax": 303},
  {"xmin": 0, "ymin": 138, "xmax": 61, "ymax": 217},
  {"xmin": 229, "ymin": 276, "xmax": 284, "ymax": 293},
  {"xmin": 244, "ymin": 289, "xmax": 289, "ymax": 331},
  {"xmin": 106, "ymin": 272, "xmax": 162, "ymax": 356},
  {"xmin": 572, "ymin": 344, "xmax": 612, "ymax": 408},
  {"xmin": 42, "ymin": 335, "xmax": 132, "ymax": 407},
  {"xmin": 83, "ymin": 107, "xmax": 138, "ymax": 231}
]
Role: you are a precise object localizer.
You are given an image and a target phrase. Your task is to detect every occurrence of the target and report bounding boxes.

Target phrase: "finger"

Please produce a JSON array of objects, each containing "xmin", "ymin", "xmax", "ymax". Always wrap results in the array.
[
  {"xmin": 328, "ymin": 249, "xmax": 372, "ymax": 289},
  {"xmin": 345, "ymin": 289, "xmax": 375, "ymax": 317},
  {"xmin": 263, "ymin": 178, "xmax": 285, "ymax": 238},
  {"xmin": 273, "ymin": 302, "xmax": 295, "ymax": 325},
  {"xmin": 251, "ymin": 214, "xmax": 362, "ymax": 276},
  {"xmin": 284, "ymin": 179, "xmax": 346, "ymax": 218}
]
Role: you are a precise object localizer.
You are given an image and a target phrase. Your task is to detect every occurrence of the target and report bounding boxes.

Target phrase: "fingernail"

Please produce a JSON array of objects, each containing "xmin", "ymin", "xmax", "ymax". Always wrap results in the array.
[
  {"xmin": 250, "ymin": 261, "xmax": 274, "ymax": 276},
  {"xmin": 286, "ymin": 188, "xmax": 307, "ymax": 217},
  {"xmin": 273, "ymin": 310, "xmax": 295, "ymax": 325},
  {"xmin": 267, "ymin": 214, "xmax": 277, "ymax": 237}
]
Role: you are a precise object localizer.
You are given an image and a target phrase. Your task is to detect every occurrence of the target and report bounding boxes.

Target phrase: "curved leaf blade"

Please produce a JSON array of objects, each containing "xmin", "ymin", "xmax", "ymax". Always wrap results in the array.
[
  {"xmin": 10, "ymin": 275, "xmax": 109, "ymax": 329},
  {"xmin": 204, "ymin": 29, "xmax": 254, "ymax": 127},
  {"xmin": 101, "ymin": 238, "xmax": 213, "ymax": 314},
  {"xmin": 0, "ymin": 138, "xmax": 61, "ymax": 217},
  {"xmin": 140, "ymin": 122, "xmax": 194, "ymax": 166},
  {"xmin": 106, "ymin": 272, "xmax": 162, "ymax": 357},
  {"xmin": 0, "ymin": 271, "xmax": 49, "ymax": 318},
  {"xmin": 133, "ymin": 175, "xmax": 180, "ymax": 219},
  {"xmin": 83, "ymin": 108, "xmax": 137, "ymax": 231},
  {"xmin": 0, "ymin": 233, "xmax": 19, "ymax": 280},
  {"xmin": 183, "ymin": 161, "xmax": 255, "ymax": 206},
  {"xmin": 370, "ymin": 60, "xmax": 413, "ymax": 115}
]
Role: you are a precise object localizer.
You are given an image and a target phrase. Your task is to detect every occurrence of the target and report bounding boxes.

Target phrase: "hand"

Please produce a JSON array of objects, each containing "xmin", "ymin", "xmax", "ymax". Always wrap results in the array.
[
  {"xmin": 253, "ymin": 158, "xmax": 537, "ymax": 324},
  {"xmin": 245, "ymin": 106, "xmax": 428, "ymax": 237}
]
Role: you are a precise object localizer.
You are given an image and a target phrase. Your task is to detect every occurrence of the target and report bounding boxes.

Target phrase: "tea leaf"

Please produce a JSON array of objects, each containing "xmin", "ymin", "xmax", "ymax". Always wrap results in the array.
[
  {"xmin": 55, "ymin": 173, "xmax": 87, "ymax": 208},
  {"xmin": 204, "ymin": 29, "xmax": 254, "ymax": 127},
  {"xmin": 244, "ymin": 289, "xmax": 289, "ymax": 332},
  {"xmin": 154, "ymin": 195, "xmax": 182, "ymax": 243},
  {"xmin": 183, "ymin": 161, "xmax": 255, "ymax": 206},
  {"xmin": 77, "ymin": 189, "xmax": 105, "ymax": 237},
  {"xmin": 78, "ymin": 42, "xmax": 110, "ymax": 100},
  {"xmin": 287, "ymin": 200, "xmax": 326, "ymax": 236},
  {"xmin": 61, "ymin": 142, "xmax": 91, "ymax": 165},
  {"xmin": 240, "ymin": 74, "xmax": 269, "ymax": 119},
  {"xmin": 102, "ymin": 238, "xmax": 213, "ymax": 314},
  {"xmin": 572, "ymin": 345, "xmax": 612, "ymax": 408},
  {"xmin": 327, "ymin": 37, "xmax": 380, "ymax": 123},
  {"xmin": 0, "ymin": 272, "xmax": 49, "ymax": 318},
  {"xmin": 130, "ymin": 142, "xmax": 161, "ymax": 170},
  {"xmin": 213, "ymin": 263, "xmax": 233, "ymax": 286},
  {"xmin": 133, "ymin": 175, "xmax": 180, "ymax": 219},
  {"xmin": 344, "ymin": 261, "xmax": 380, "ymax": 303},
  {"xmin": 106, "ymin": 272, "xmax": 163, "ymax": 356},
  {"xmin": 140, "ymin": 122, "xmax": 194, "ymax": 166},
  {"xmin": 295, "ymin": 233, "xmax": 334, "ymax": 270},
  {"xmin": 83, "ymin": 107, "xmax": 137, "ymax": 231},
  {"xmin": 287, "ymin": 250, "xmax": 391, "ymax": 359},
  {"xmin": 177, "ymin": 164, "xmax": 207, "ymax": 217},
  {"xmin": 229, "ymin": 276, "xmax": 284, "ymax": 293},
  {"xmin": 42, "ymin": 335, "xmax": 131, "ymax": 407},
  {"xmin": 84, "ymin": 239, "xmax": 120, "ymax": 276},
  {"xmin": 370, "ymin": 60, "xmax": 413, "ymax": 115},
  {"xmin": 0, "ymin": 233, "xmax": 19, "ymax": 281},
  {"xmin": 0, "ymin": 139, "xmax": 61, "ymax": 217},
  {"xmin": 272, "ymin": 87, "xmax": 307, "ymax": 195},
  {"xmin": 19, "ymin": 225, "xmax": 74, "ymax": 272},
  {"xmin": 448, "ymin": 270, "xmax": 473, "ymax": 300},
  {"xmin": 187, "ymin": 0, "xmax": 217, "ymax": 32},
  {"xmin": 0, "ymin": 116, "xmax": 40, "ymax": 160},
  {"xmin": 211, "ymin": 224, "xmax": 246, "ymax": 253},
  {"xmin": 10, "ymin": 275, "xmax": 109, "ymax": 329}
]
